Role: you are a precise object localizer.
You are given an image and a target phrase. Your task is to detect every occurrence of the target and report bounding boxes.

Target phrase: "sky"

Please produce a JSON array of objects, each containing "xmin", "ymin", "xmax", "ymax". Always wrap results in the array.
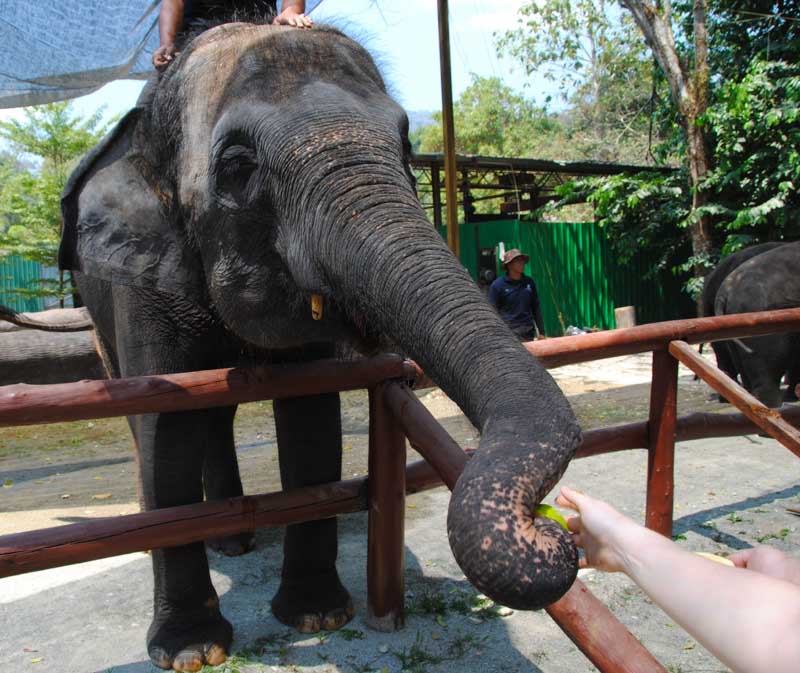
[{"xmin": 1, "ymin": 0, "xmax": 557, "ymax": 125}]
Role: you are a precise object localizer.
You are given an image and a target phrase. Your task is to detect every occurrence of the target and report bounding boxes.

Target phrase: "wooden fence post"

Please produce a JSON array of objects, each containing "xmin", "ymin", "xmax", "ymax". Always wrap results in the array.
[
  {"xmin": 366, "ymin": 383, "xmax": 407, "ymax": 631},
  {"xmin": 646, "ymin": 349, "xmax": 678, "ymax": 536}
]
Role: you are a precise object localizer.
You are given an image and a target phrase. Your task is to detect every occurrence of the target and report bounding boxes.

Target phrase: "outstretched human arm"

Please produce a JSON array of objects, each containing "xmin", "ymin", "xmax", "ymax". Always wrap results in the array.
[
  {"xmin": 556, "ymin": 486, "xmax": 800, "ymax": 673},
  {"xmin": 274, "ymin": 0, "xmax": 312, "ymax": 27},
  {"xmin": 153, "ymin": 0, "xmax": 185, "ymax": 69}
]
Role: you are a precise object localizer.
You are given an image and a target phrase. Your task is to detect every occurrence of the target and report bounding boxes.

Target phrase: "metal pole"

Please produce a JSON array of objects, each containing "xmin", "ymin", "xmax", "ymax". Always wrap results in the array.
[{"xmin": 437, "ymin": 0, "xmax": 459, "ymax": 258}]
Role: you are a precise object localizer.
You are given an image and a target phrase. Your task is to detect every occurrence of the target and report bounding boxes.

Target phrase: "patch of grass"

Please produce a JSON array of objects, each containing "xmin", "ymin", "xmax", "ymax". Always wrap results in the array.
[
  {"xmin": 408, "ymin": 589, "xmax": 449, "ymax": 616},
  {"xmin": 336, "ymin": 628, "xmax": 365, "ymax": 641},
  {"xmin": 727, "ymin": 512, "xmax": 743, "ymax": 523},
  {"xmin": 393, "ymin": 632, "xmax": 443, "ymax": 673},
  {"xmin": 756, "ymin": 528, "xmax": 790, "ymax": 543},
  {"xmin": 673, "ymin": 533, "xmax": 687, "ymax": 541}
]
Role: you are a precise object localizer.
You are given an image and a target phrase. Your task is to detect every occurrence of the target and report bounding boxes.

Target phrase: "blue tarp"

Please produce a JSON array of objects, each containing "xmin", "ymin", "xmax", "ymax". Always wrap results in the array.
[{"xmin": 0, "ymin": 1, "xmax": 323, "ymax": 108}]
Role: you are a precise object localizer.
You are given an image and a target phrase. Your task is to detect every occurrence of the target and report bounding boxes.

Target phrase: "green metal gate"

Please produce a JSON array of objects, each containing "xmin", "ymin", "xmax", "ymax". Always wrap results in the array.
[
  {"xmin": 0, "ymin": 255, "xmax": 45, "ymax": 312},
  {"xmin": 442, "ymin": 220, "xmax": 694, "ymax": 334}
]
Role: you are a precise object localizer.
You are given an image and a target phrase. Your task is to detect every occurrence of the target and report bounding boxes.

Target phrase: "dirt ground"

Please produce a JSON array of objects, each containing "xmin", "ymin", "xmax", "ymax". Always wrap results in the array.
[{"xmin": 1, "ymin": 348, "xmax": 799, "ymax": 673}]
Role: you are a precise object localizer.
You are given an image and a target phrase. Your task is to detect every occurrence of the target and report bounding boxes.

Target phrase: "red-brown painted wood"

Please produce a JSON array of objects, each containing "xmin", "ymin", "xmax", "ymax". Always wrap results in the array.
[
  {"xmin": 6, "ymin": 402, "xmax": 799, "ymax": 579},
  {"xmin": 523, "ymin": 308, "xmax": 800, "ymax": 369},
  {"xmin": 546, "ymin": 581, "xmax": 667, "ymax": 673},
  {"xmin": 366, "ymin": 384, "xmax": 407, "ymax": 631},
  {"xmin": 669, "ymin": 340, "xmax": 800, "ymax": 458},
  {"xmin": 383, "ymin": 381, "xmax": 466, "ymax": 490},
  {"xmin": 0, "ymin": 355, "xmax": 416, "ymax": 427},
  {"xmin": 646, "ymin": 350, "xmax": 678, "ymax": 536},
  {"xmin": 0, "ymin": 479, "xmax": 366, "ymax": 578}
]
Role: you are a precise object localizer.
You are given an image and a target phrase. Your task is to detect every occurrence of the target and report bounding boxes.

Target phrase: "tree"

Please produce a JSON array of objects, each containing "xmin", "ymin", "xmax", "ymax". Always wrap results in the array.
[
  {"xmin": 0, "ymin": 102, "xmax": 111, "ymax": 302},
  {"xmin": 496, "ymin": 0, "xmax": 657, "ymax": 162},
  {"xmin": 619, "ymin": 0, "xmax": 715, "ymax": 303},
  {"xmin": 412, "ymin": 75, "xmax": 561, "ymax": 158},
  {"xmin": 703, "ymin": 58, "xmax": 800, "ymax": 250}
]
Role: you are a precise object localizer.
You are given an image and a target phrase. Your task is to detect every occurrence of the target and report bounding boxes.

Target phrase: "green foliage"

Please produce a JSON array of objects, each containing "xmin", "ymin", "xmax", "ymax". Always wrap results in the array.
[
  {"xmin": 702, "ymin": 59, "xmax": 800, "ymax": 249},
  {"xmin": 0, "ymin": 101, "xmax": 111, "ymax": 301},
  {"xmin": 412, "ymin": 75, "xmax": 560, "ymax": 158},
  {"xmin": 495, "ymin": 0, "xmax": 657, "ymax": 162},
  {"xmin": 549, "ymin": 170, "xmax": 691, "ymax": 280}
]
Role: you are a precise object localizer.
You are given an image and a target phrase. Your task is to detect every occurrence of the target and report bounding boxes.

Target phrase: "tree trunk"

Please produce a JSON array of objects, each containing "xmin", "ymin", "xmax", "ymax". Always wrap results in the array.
[{"xmin": 621, "ymin": 0, "xmax": 713, "ymax": 313}]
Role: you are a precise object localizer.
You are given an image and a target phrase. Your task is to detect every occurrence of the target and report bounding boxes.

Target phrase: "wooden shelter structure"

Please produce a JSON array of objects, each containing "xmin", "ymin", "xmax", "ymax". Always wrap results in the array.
[
  {"xmin": 2, "ymin": 308, "xmax": 800, "ymax": 671},
  {"xmin": 411, "ymin": 153, "xmax": 674, "ymax": 226}
]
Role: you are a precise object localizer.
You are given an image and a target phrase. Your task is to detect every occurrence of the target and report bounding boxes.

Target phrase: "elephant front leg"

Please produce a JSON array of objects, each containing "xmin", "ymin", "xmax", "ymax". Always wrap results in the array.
[
  {"xmin": 271, "ymin": 393, "xmax": 354, "ymax": 633},
  {"xmin": 202, "ymin": 405, "xmax": 256, "ymax": 556},
  {"xmin": 133, "ymin": 411, "xmax": 234, "ymax": 672}
]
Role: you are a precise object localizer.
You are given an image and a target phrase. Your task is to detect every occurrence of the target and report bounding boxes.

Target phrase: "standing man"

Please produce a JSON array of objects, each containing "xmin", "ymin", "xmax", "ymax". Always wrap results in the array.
[
  {"xmin": 488, "ymin": 248, "xmax": 546, "ymax": 341},
  {"xmin": 153, "ymin": 0, "xmax": 312, "ymax": 70}
]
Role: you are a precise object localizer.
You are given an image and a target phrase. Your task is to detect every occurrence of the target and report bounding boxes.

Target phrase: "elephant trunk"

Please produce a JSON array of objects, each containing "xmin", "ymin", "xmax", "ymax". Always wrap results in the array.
[{"xmin": 278, "ymin": 121, "xmax": 581, "ymax": 609}]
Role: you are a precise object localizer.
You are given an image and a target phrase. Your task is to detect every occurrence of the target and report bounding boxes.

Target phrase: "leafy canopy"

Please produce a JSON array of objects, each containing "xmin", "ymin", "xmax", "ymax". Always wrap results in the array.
[{"xmin": 0, "ymin": 101, "xmax": 111, "ymax": 299}]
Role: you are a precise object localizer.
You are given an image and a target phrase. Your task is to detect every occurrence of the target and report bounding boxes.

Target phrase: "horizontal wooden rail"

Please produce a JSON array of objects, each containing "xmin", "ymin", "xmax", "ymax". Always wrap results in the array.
[
  {"xmin": 669, "ymin": 340, "xmax": 800, "ymax": 458},
  {"xmin": 4, "ymin": 399, "xmax": 798, "ymax": 579},
  {"xmin": 525, "ymin": 308, "xmax": 800, "ymax": 369},
  {"xmin": 0, "ymin": 355, "xmax": 417, "ymax": 427}
]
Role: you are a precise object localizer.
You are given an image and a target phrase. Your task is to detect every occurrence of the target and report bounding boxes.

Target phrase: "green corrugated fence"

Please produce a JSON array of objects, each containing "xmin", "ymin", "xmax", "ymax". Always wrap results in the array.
[
  {"xmin": 441, "ymin": 219, "xmax": 694, "ymax": 334},
  {"xmin": 0, "ymin": 255, "xmax": 45, "ymax": 312}
]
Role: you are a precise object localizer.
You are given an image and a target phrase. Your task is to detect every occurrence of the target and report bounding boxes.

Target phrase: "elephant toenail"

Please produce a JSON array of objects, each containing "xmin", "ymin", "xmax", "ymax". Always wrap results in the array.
[
  {"xmin": 296, "ymin": 614, "xmax": 322, "ymax": 633},
  {"xmin": 172, "ymin": 653, "xmax": 203, "ymax": 672},
  {"xmin": 149, "ymin": 650, "xmax": 172, "ymax": 670},
  {"xmin": 205, "ymin": 644, "xmax": 227, "ymax": 666}
]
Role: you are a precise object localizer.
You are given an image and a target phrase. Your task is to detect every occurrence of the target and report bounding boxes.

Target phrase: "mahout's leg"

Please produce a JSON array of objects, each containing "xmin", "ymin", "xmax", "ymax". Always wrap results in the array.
[
  {"xmin": 270, "ymin": 391, "xmax": 353, "ymax": 632},
  {"xmin": 203, "ymin": 405, "xmax": 257, "ymax": 555}
]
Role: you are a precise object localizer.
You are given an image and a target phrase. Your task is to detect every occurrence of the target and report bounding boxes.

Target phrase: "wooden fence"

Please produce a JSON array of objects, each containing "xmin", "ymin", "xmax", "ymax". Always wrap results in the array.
[{"xmin": 1, "ymin": 307, "xmax": 800, "ymax": 672}]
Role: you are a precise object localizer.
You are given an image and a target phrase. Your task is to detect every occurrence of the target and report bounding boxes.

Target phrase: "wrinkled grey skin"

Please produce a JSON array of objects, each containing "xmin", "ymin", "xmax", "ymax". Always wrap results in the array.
[
  {"xmin": 701, "ymin": 242, "xmax": 786, "ymax": 394},
  {"xmin": 714, "ymin": 242, "xmax": 800, "ymax": 408},
  {"xmin": 59, "ymin": 22, "xmax": 580, "ymax": 672}
]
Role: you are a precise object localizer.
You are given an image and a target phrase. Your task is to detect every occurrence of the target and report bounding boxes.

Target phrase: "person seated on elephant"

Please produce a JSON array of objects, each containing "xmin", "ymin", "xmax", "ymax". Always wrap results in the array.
[
  {"xmin": 556, "ymin": 486, "xmax": 800, "ymax": 673},
  {"xmin": 488, "ymin": 248, "xmax": 546, "ymax": 342},
  {"xmin": 153, "ymin": 0, "xmax": 313, "ymax": 70}
]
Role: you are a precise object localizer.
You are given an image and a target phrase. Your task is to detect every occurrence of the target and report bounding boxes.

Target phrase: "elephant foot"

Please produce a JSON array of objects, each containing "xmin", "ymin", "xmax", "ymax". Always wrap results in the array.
[
  {"xmin": 147, "ymin": 604, "xmax": 233, "ymax": 672},
  {"xmin": 207, "ymin": 531, "xmax": 256, "ymax": 556},
  {"xmin": 271, "ymin": 571, "xmax": 354, "ymax": 633}
]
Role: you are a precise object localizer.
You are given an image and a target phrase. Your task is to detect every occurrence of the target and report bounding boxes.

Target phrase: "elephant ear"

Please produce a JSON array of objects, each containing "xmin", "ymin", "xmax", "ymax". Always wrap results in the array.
[{"xmin": 59, "ymin": 108, "xmax": 206, "ymax": 303}]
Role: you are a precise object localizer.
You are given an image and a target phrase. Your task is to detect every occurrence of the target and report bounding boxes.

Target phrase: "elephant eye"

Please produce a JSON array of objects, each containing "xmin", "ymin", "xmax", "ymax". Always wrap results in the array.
[{"xmin": 214, "ymin": 144, "xmax": 259, "ymax": 209}]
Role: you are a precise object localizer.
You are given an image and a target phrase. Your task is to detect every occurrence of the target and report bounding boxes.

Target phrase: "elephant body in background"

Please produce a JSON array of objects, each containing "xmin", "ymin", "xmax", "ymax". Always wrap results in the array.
[
  {"xmin": 701, "ymin": 242, "xmax": 786, "ymax": 387},
  {"xmin": 713, "ymin": 242, "xmax": 800, "ymax": 408},
  {"xmin": 59, "ymin": 16, "xmax": 580, "ymax": 672}
]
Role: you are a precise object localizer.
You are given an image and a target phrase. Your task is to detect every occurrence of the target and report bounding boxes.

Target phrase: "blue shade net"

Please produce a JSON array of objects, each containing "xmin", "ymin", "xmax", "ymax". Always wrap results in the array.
[{"xmin": 0, "ymin": 0, "xmax": 324, "ymax": 108}]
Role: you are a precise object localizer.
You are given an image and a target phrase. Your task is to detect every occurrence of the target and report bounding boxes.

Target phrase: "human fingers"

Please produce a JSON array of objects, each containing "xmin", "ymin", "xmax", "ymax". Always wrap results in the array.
[{"xmin": 727, "ymin": 548, "xmax": 754, "ymax": 569}]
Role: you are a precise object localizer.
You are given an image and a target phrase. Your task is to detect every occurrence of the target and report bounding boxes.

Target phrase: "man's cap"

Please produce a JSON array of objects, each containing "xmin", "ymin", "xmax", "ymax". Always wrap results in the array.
[{"xmin": 502, "ymin": 248, "xmax": 529, "ymax": 267}]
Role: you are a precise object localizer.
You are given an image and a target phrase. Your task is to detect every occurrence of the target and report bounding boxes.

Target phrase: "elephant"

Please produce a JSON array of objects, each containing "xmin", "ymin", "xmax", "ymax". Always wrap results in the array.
[
  {"xmin": 701, "ymin": 241, "xmax": 787, "ymax": 388},
  {"xmin": 713, "ymin": 242, "xmax": 800, "ymax": 408},
  {"xmin": 56, "ymin": 16, "xmax": 580, "ymax": 673}
]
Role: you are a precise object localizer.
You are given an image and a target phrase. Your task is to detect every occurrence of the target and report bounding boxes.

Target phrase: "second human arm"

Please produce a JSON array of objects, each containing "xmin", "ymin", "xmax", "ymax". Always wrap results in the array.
[{"xmin": 556, "ymin": 486, "xmax": 800, "ymax": 673}]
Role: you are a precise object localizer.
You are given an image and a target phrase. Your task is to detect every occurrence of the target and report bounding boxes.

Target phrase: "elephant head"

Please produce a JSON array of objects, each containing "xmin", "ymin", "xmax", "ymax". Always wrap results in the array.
[{"xmin": 60, "ymin": 23, "xmax": 580, "ymax": 610}]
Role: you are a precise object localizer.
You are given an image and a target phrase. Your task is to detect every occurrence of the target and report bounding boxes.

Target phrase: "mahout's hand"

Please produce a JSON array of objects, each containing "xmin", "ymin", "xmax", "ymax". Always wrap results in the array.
[
  {"xmin": 273, "ymin": 10, "xmax": 313, "ymax": 28},
  {"xmin": 153, "ymin": 44, "xmax": 178, "ymax": 69}
]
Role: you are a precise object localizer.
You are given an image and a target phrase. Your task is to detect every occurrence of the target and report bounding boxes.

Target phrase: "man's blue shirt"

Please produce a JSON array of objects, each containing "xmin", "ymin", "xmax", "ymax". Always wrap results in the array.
[{"xmin": 487, "ymin": 273, "xmax": 545, "ymax": 337}]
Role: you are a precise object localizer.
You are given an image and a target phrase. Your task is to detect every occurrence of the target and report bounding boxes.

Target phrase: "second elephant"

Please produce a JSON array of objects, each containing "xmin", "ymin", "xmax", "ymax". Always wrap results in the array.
[{"xmin": 714, "ymin": 242, "xmax": 800, "ymax": 407}]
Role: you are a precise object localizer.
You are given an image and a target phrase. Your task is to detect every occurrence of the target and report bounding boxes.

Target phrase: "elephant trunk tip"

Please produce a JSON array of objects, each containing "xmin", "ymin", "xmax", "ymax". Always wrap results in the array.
[{"xmin": 446, "ymin": 433, "xmax": 580, "ymax": 610}]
